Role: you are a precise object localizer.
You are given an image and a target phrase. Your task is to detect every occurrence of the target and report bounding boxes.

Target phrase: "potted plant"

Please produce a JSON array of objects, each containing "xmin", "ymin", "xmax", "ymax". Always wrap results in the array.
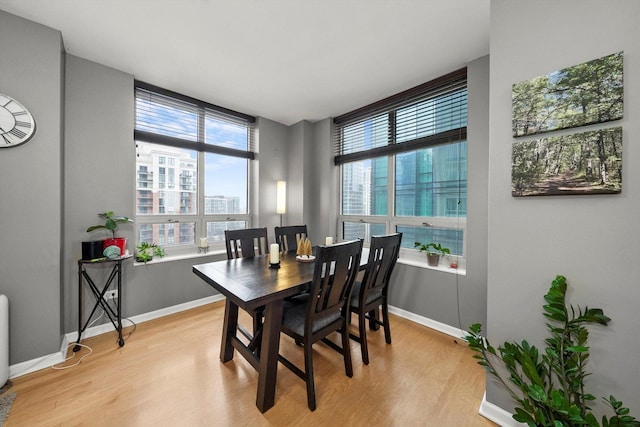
[
  {"xmin": 86, "ymin": 211, "xmax": 133, "ymax": 256},
  {"xmin": 414, "ymin": 241, "xmax": 450, "ymax": 266},
  {"xmin": 135, "ymin": 242, "xmax": 166, "ymax": 264},
  {"xmin": 465, "ymin": 275, "xmax": 639, "ymax": 427}
]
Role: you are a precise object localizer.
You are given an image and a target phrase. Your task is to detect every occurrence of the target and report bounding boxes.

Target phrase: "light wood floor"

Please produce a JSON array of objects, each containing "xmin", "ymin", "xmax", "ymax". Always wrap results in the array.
[{"xmin": 5, "ymin": 301, "xmax": 496, "ymax": 427}]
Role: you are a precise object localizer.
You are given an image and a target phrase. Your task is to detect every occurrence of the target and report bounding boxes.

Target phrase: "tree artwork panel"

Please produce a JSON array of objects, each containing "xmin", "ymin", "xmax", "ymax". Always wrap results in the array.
[
  {"xmin": 512, "ymin": 127, "xmax": 622, "ymax": 197},
  {"xmin": 512, "ymin": 52, "xmax": 623, "ymax": 137}
]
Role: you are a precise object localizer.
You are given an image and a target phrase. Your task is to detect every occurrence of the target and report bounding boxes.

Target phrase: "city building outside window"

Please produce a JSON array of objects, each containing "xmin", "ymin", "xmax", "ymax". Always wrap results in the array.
[
  {"xmin": 134, "ymin": 81, "xmax": 256, "ymax": 256},
  {"xmin": 334, "ymin": 68, "xmax": 467, "ymax": 268}
]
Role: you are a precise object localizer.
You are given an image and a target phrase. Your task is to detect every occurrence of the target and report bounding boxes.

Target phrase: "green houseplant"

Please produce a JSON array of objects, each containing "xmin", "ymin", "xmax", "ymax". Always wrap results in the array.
[
  {"xmin": 86, "ymin": 211, "xmax": 133, "ymax": 256},
  {"xmin": 414, "ymin": 241, "xmax": 450, "ymax": 266},
  {"xmin": 135, "ymin": 242, "xmax": 166, "ymax": 264},
  {"xmin": 465, "ymin": 275, "xmax": 639, "ymax": 427}
]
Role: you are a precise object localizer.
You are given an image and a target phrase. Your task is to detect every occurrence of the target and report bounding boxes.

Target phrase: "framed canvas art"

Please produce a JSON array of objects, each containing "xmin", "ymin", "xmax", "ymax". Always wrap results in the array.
[
  {"xmin": 512, "ymin": 127, "xmax": 622, "ymax": 197},
  {"xmin": 512, "ymin": 52, "xmax": 623, "ymax": 137}
]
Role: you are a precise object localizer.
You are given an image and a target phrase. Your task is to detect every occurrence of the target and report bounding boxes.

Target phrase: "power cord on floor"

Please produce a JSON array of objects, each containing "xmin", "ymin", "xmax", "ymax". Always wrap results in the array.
[
  {"xmin": 52, "ymin": 343, "xmax": 93, "ymax": 370},
  {"xmin": 121, "ymin": 316, "xmax": 137, "ymax": 344}
]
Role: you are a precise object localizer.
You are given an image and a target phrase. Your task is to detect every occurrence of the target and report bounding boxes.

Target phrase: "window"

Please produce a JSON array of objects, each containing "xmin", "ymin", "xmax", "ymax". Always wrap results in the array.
[
  {"xmin": 334, "ymin": 68, "xmax": 467, "ymax": 267},
  {"xmin": 135, "ymin": 81, "xmax": 256, "ymax": 255}
]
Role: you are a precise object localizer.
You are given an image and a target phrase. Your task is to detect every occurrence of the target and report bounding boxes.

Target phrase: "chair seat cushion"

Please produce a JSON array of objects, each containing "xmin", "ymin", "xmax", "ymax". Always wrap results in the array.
[
  {"xmin": 283, "ymin": 301, "xmax": 341, "ymax": 336},
  {"xmin": 350, "ymin": 281, "xmax": 383, "ymax": 308}
]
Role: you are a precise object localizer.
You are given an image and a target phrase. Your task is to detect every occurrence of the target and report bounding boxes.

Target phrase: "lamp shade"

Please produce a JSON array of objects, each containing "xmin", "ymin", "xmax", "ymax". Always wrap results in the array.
[{"xmin": 276, "ymin": 180, "xmax": 286, "ymax": 214}]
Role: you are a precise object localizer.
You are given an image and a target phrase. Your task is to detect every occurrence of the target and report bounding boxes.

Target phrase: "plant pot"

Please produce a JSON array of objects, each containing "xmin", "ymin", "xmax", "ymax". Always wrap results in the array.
[
  {"xmin": 136, "ymin": 253, "xmax": 152, "ymax": 263},
  {"xmin": 426, "ymin": 253, "xmax": 440, "ymax": 267},
  {"xmin": 104, "ymin": 237, "xmax": 127, "ymax": 256}
]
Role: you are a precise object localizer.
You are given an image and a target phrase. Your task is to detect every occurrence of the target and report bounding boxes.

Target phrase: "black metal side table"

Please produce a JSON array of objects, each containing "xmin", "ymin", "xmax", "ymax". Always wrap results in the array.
[{"xmin": 74, "ymin": 255, "xmax": 132, "ymax": 351}]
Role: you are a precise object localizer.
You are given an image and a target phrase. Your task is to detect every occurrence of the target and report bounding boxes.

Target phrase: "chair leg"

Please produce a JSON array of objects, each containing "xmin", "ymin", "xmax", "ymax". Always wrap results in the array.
[
  {"xmin": 341, "ymin": 323, "xmax": 354, "ymax": 377},
  {"xmin": 358, "ymin": 310, "xmax": 370, "ymax": 365},
  {"xmin": 368, "ymin": 307, "xmax": 380, "ymax": 330},
  {"xmin": 304, "ymin": 339, "xmax": 317, "ymax": 411},
  {"xmin": 382, "ymin": 302, "xmax": 391, "ymax": 344}
]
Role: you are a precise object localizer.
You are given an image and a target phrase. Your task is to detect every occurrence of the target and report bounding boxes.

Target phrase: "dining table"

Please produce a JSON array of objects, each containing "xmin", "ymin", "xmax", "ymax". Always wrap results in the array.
[{"xmin": 192, "ymin": 246, "xmax": 368, "ymax": 413}]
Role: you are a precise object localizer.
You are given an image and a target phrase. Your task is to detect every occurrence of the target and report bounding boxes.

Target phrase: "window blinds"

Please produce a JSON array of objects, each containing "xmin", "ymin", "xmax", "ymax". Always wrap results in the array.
[
  {"xmin": 333, "ymin": 67, "xmax": 467, "ymax": 165},
  {"xmin": 134, "ymin": 81, "xmax": 256, "ymax": 159}
]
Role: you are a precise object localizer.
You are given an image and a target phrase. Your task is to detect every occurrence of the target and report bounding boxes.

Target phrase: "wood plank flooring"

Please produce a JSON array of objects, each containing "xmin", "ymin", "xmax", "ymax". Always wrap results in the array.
[{"xmin": 4, "ymin": 301, "xmax": 496, "ymax": 426}]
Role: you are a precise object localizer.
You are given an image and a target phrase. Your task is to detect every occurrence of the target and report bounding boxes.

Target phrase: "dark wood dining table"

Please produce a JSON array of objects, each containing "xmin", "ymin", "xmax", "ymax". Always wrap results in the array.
[{"xmin": 192, "ymin": 247, "xmax": 368, "ymax": 413}]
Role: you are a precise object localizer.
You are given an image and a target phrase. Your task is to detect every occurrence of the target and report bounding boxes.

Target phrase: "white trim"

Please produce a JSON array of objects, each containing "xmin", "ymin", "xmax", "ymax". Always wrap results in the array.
[
  {"xmin": 388, "ymin": 304, "xmax": 468, "ymax": 340},
  {"xmin": 8, "ymin": 350, "xmax": 66, "ymax": 379},
  {"xmin": 9, "ymin": 294, "xmax": 224, "ymax": 379},
  {"xmin": 479, "ymin": 392, "xmax": 524, "ymax": 427}
]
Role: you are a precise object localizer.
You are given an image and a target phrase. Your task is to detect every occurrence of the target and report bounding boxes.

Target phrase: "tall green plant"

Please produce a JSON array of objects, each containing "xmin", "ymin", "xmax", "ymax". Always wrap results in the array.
[{"xmin": 465, "ymin": 275, "xmax": 639, "ymax": 427}]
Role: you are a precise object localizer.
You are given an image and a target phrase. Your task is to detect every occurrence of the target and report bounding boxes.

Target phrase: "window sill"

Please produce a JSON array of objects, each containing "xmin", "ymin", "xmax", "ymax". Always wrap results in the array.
[
  {"xmin": 397, "ymin": 256, "xmax": 466, "ymax": 276},
  {"xmin": 133, "ymin": 249, "xmax": 225, "ymax": 266}
]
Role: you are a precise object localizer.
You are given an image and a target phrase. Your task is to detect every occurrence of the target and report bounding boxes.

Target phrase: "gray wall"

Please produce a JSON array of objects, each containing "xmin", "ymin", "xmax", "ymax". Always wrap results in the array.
[
  {"xmin": 256, "ymin": 116, "xmax": 290, "ymax": 243},
  {"xmin": 292, "ymin": 117, "xmax": 338, "ymax": 244},
  {"xmin": 0, "ymin": 10, "xmax": 64, "ymax": 363},
  {"xmin": 286, "ymin": 121, "xmax": 309, "ymax": 228},
  {"xmin": 310, "ymin": 118, "xmax": 338, "ymax": 242},
  {"xmin": 488, "ymin": 0, "xmax": 640, "ymax": 417}
]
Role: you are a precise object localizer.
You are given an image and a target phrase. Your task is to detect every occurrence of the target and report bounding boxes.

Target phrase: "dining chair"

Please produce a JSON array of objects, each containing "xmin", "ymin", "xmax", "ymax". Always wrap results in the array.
[
  {"xmin": 278, "ymin": 239, "xmax": 363, "ymax": 411},
  {"xmin": 224, "ymin": 227, "xmax": 269, "ymax": 349},
  {"xmin": 274, "ymin": 225, "xmax": 308, "ymax": 253},
  {"xmin": 348, "ymin": 233, "xmax": 402, "ymax": 365},
  {"xmin": 224, "ymin": 227, "xmax": 269, "ymax": 259}
]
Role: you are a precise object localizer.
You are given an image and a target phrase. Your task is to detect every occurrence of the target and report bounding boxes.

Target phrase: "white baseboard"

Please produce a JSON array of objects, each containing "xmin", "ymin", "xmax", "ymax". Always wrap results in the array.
[
  {"xmin": 479, "ymin": 392, "xmax": 524, "ymax": 426},
  {"xmin": 388, "ymin": 304, "xmax": 468, "ymax": 340},
  {"xmin": 9, "ymin": 294, "xmax": 224, "ymax": 379}
]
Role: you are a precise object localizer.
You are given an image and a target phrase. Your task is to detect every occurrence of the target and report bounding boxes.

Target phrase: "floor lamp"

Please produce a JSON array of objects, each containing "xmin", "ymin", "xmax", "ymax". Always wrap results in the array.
[{"xmin": 276, "ymin": 180, "xmax": 286, "ymax": 227}]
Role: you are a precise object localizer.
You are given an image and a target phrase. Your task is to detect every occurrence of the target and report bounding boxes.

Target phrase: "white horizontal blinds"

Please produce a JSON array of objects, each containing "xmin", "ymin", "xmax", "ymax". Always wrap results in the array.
[
  {"xmin": 333, "ymin": 67, "xmax": 467, "ymax": 164},
  {"xmin": 135, "ymin": 86, "xmax": 199, "ymax": 141},
  {"xmin": 134, "ymin": 81, "xmax": 256, "ymax": 159},
  {"xmin": 204, "ymin": 107, "xmax": 255, "ymax": 153}
]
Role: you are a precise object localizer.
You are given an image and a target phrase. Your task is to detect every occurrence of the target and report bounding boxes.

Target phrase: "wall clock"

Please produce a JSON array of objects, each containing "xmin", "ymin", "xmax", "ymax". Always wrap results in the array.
[{"xmin": 0, "ymin": 93, "xmax": 37, "ymax": 148}]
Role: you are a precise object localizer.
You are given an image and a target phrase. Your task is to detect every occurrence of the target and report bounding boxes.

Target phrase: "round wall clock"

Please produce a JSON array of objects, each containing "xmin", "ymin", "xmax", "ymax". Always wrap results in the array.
[{"xmin": 0, "ymin": 93, "xmax": 37, "ymax": 148}]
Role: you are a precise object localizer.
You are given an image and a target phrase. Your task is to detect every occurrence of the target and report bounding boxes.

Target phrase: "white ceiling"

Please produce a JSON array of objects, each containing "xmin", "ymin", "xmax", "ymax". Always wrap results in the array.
[{"xmin": 0, "ymin": 0, "xmax": 490, "ymax": 125}]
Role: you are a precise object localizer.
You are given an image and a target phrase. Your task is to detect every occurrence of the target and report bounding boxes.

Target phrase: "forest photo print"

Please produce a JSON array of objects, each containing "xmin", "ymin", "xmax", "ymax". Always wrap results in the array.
[
  {"xmin": 512, "ymin": 127, "xmax": 622, "ymax": 196},
  {"xmin": 512, "ymin": 52, "xmax": 623, "ymax": 137}
]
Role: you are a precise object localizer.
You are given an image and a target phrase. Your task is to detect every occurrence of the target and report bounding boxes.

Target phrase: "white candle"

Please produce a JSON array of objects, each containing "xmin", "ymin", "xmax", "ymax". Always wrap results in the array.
[
  {"xmin": 200, "ymin": 237, "xmax": 208, "ymax": 247},
  {"xmin": 325, "ymin": 236, "xmax": 333, "ymax": 245},
  {"xmin": 270, "ymin": 243, "xmax": 280, "ymax": 264}
]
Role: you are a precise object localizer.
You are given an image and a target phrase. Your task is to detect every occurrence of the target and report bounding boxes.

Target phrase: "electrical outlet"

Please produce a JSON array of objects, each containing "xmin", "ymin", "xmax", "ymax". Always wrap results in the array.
[{"xmin": 105, "ymin": 289, "xmax": 118, "ymax": 300}]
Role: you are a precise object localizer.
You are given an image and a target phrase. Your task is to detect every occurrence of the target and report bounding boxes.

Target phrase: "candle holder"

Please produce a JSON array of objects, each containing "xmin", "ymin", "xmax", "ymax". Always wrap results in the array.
[
  {"xmin": 269, "ymin": 261, "xmax": 281, "ymax": 269},
  {"xmin": 198, "ymin": 245, "xmax": 209, "ymax": 254}
]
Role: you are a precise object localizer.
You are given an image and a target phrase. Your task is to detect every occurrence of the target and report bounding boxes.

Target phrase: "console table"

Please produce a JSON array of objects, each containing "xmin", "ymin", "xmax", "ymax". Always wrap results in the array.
[{"xmin": 74, "ymin": 255, "xmax": 132, "ymax": 351}]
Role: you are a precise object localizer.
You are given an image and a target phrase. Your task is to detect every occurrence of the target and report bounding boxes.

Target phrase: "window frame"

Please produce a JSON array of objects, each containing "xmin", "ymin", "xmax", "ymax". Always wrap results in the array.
[
  {"xmin": 134, "ymin": 81, "xmax": 256, "ymax": 258},
  {"xmin": 334, "ymin": 69, "xmax": 468, "ymax": 271}
]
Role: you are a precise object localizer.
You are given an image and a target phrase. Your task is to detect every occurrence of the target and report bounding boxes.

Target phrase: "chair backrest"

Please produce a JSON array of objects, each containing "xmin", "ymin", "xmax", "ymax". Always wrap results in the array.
[
  {"xmin": 274, "ymin": 225, "xmax": 308, "ymax": 253},
  {"xmin": 359, "ymin": 233, "xmax": 402, "ymax": 302},
  {"xmin": 305, "ymin": 239, "xmax": 363, "ymax": 332},
  {"xmin": 224, "ymin": 227, "xmax": 269, "ymax": 259}
]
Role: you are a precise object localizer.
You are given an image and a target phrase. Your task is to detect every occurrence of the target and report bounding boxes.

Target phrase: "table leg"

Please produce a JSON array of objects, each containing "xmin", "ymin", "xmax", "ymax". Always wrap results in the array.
[
  {"xmin": 74, "ymin": 264, "xmax": 83, "ymax": 352},
  {"xmin": 256, "ymin": 299, "xmax": 283, "ymax": 413},
  {"xmin": 116, "ymin": 260, "xmax": 124, "ymax": 346},
  {"xmin": 220, "ymin": 299, "xmax": 238, "ymax": 362}
]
